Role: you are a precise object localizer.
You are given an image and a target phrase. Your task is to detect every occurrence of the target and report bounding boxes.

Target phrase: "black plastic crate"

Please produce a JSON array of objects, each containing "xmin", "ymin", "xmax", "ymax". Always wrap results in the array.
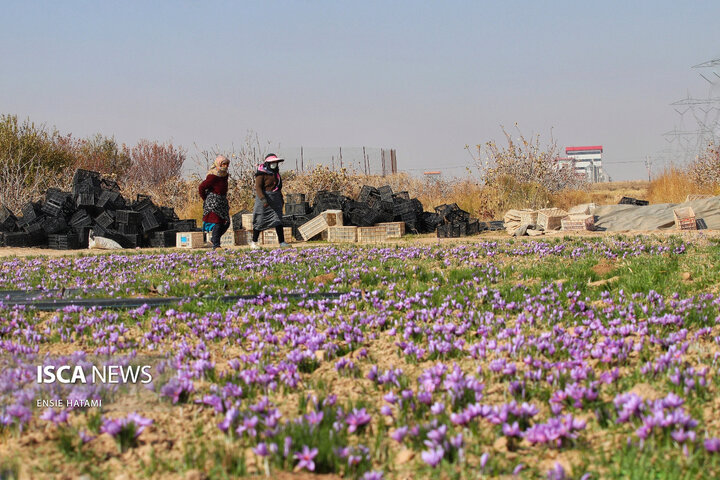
[
  {"xmin": 132, "ymin": 195, "xmax": 154, "ymax": 212},
  {"xmin": 72, "ymin": 178, "xmax": 101, "ymax": 196},
  {"xmin": 96, "ymin": 190, "xmax": 126, "ymax": 209},
  {"xmin": 400, "ymin": 212, "xmax": 419, "ymax": 230},
  {"xmin": 285, "ymin": 202, "xmax": 309, "ymax": 216},
  {"xmin": 488, "ymin": 220, "xmax": 505, "ymax": 231},
  {"xmin": 73, "ymin": 227, "xmax": 91, "ymax": 248},
  {"xmin": 43, "ymin": 216, "xmax": 68, "ymax": 235},
  {"xmin": 100, "ymin": 178, "xmax": 121, "ymax": 192},
  {"xmin": 42, "ymin": 191, "xmax": 74, "ymax": 217},
  {"xmin": 160, "ymin": 207, "xmax": 179, "ymax": 222},
  {"xmin": 95, "ymin": 210, "xmax": 115, "ymax": 228},
  {"xmin": 48, "ymin": 233, "xmax": 81, "ymax": 250},
  {"xmin": 169, "ymin": 219, "xmax": 197, "ymax": 231},
  {"xmin": 27, "ymin": 226, "xmax": 48, "ymax": 246},
  {"xmin": 70, "ymin": 210, "xmax": 92, "ymax": 228},
  {"xmin": 150, "ymin": 230, "xmax": 177, "ymax": 247},
  {"xmin": 4, "ymin": 232, "xmax": 31, "ymax": 247},
  {"xmin": 72, "ymin": 169, "xmax": 101, "ymax": 186},
  {"xmin": 436, "ymin": 224, "xmax": 449, "ymax": 238},
  {"xmin": 284, "ymin": 215, "xmax": 309, "ymax": 226},
  {"xmin": 393, "ymin": 200, "xmax": 416, "ymax": 216},
  {"xmin": 619, "ymin": 196, "xmax": 649, "ymax": 206},
  {"xmin": 467, "ymin": 220, "xmax": 480, "ymax": 235},
  {"xmin": 378, "ymin": 185, "xmax": 393, "ymax": 201},
  {"xmin": 358, "ymin": 185, "xmax": 379, "ymax": 203},
  {"xmin": 116, "ymin": 210, "xmax": 140, "ymax": 225},
  {"xmin": 140, "ymin": 210, "xmax": 162, "ymax": 232},
  {"xmin": 118, "ymin": 233, "xmax": 142, "ymax": 248},
  {"xmin": 231, "ymin": 212, "xmax": 247, "ymax": 229},
  {"xmin": 286, "ymin": 193, "xmax": 306, "ymax": 204},
  {"xmin": 24, "ymin": 219, "xmax": 44, "ymax": 233},
  {"xmin": 348, "ymin": 205, "xmax": 380, "ymax": 227},
  {"xmin": 392, "ymin": 191, "xmax": 410, "ymax": 202},
  {"xmin": 116, "ymin": 223, "xmax": 139, "ymax": 234},
  {"xmin": 21, "ymin": 202, "xmax": 43, "ymax": 224},
  {"xmin": 447, "ymin": 208, "xmax": 470, "ymax": 223},
  {"xmin": 420, "ymin": 211, "xmax": 442, "ymax": 230},
  {"xmin": 0, "ymin": 205, "xmax": 18, "ymax": 232},
  {"xmin": 76, "ymin": 193, "xmax": 95, "ymax": 208},
  {"xmin": 72, "ymin": 170, "xmax": 102, "ymax": 197}
]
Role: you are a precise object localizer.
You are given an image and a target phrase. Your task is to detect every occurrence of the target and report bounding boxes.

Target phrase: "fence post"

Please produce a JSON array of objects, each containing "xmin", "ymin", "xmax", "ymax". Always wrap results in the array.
[
  {"xmin": 391, "ymin": 149, "xmax": 397, "ymax": 174},
  {"xmin": 301, "ymin": 146, "xmax": 304, "ymax": 172}
]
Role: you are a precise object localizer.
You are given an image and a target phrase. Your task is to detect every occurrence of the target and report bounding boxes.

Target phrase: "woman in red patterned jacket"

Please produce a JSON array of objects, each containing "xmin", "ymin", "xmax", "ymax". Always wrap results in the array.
[{"xmin": 198, "ymin": 155, "xmax": 231, "ymax": 249}]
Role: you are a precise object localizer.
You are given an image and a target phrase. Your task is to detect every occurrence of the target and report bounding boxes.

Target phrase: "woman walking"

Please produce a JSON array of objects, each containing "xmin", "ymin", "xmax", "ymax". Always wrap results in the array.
[
  {"xmin": 251, "ymin": 153, "xmax": 289, "ymax": 248},
  {"xmin": 199, "ymin": 155, "xmax": 231, "ymax": 249}
]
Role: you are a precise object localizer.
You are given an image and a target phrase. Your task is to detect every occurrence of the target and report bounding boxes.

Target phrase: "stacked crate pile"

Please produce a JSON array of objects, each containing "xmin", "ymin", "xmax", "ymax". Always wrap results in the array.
[{"xmin": 0, "ymin": 169, "xmax": 199, "ymax": 249}]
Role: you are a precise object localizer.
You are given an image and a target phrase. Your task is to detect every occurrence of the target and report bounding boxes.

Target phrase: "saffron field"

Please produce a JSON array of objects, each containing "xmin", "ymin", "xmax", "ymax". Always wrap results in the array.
[{"xmin": 1, "ymin": 235, "xmax": 720, "ymax": 479}]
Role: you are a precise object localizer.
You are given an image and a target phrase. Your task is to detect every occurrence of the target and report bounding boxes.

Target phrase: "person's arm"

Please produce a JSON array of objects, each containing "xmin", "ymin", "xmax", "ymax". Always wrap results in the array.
[
  {"xmin": 255, "ymin": 175, "xmax": 268, "ymax": 206},
  {"xmin": 199, "ymin": 175, "xmax": 214, "ymax": 200}
]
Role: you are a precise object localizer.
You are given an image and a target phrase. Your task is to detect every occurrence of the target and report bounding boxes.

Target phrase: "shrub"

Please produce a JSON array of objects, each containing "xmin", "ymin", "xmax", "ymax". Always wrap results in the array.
[
  {"xmin": 688, "ymin": 143, "xmax": 720, "ymax": 192},
  {"xmin": 648, "ymin": 166, "xmax": 707, "ymax": 204},
  {"xmin": 0, "ymin": 114, "xmax": 76, "ymax": 210},
  {"xmin": 475, "ymin": 126, "xmax": 586, "ymax": 217},
  {"xmin": 123, "ymin": 139, "xmax": 185, "ymax": 188},
  {"xmin": 73, "ymin": 133, "xmax": 130, "ymax": 178}
]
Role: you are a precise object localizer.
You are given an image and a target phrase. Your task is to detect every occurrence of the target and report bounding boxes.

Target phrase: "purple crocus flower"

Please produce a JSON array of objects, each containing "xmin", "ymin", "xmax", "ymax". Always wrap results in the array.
[
  {"xmin": 480, "ymin": 452, "xmax": 490, "ymax": 472},
  {"xmin": 294, "ymin": 445, "xmax": 318, "ymax": 471},
  {"xmin": 346, "ymin": 408, "xmax": 371, "ymax": 433},
  {"xmin": 547, "ymin": 463, "xmax": 566, "ymax": 480},
  {"xmin": 362, "ymin": 471, "xmax": 384, "ymax": 480},
  {"xmin": 390, "ymin": 426, "xmax": 409, "ymax": 443},
  {"xmin": 421, "ymin": 446, "xmax": 444, "ymax": 467},
  {"xmin": 100, "ymin": 418, "xmax": 123, "ymax": 436},
  {"xmin": 78, "ymin": 430, "xmax": 95, "ymax": 444},
  {"xmin": 705, "ymin": 437, "xmax": 720, "ymax": 452},
  {"xmin": 305, "ymin": 410, "xmax": 324, "ymax": 426},
  {"xmin": 40, "ymin": 408, "xmax": 68, "ymax": 424},
  {"xmin": 253, "ymin": 442, "xmax": 270, "ymax": 457}
]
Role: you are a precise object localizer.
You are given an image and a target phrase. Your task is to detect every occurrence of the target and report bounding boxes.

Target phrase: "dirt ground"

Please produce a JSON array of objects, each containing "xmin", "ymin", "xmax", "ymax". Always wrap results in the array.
[{"xmin": 0, "ymin": 229, "xmax": 717, "ymax": 258}]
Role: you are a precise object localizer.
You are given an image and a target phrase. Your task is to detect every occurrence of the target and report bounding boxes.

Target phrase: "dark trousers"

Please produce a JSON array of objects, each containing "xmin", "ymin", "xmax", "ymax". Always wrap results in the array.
[
  {"xmin": 211, "ymin": 222, "xmax": 230, "ymax": 247},
  {"xmin": 252, "ymin": 226, "xmax": 285, "ymax": 243}
]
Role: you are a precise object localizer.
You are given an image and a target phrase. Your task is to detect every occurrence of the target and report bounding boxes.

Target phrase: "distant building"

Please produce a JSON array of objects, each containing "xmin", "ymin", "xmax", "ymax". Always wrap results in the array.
[
  {"xmin": 557, "ymin": 145, "xmax": 609, "ymax": 183},
  {"xmin": 423, "ymin": 171, "xmax": 442, "ymax": 181}
]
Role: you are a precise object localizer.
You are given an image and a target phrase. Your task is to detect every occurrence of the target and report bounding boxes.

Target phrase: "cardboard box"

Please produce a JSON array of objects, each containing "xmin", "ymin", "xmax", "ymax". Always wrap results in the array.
[{"xmin": 176, "ymin": 232, "xmax": 209, "ymax": 248}]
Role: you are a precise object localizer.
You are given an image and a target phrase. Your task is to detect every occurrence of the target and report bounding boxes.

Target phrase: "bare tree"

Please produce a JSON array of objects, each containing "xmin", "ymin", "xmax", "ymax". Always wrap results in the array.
[
  {"xmin": 193, "ymin": 131, "xmax": 275, "ymax": 211},
  {"xmin": 475, "ymin": 125, "xmax": 586, "ymax": 211},
  {"xmin": 0, "ymin": 153, "xmax": 45, "ymax": 212}
]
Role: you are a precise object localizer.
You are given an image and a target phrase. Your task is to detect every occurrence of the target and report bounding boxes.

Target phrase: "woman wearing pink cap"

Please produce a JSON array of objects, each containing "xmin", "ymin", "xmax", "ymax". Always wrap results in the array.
[
  {"xmin": 198, "ymin": 155, "xmax": 231, "ymax": 249},
  {"xmin": 251, "ymin": 153, "xmax": 289, "ymax": 248}
]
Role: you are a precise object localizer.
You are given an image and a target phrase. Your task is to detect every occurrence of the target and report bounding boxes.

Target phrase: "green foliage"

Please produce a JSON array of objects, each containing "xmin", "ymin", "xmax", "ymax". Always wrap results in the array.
[
  {"xmin": 74, "ymin": 133, "xmax": 130, "ymax": 178},
  {"xmin": 0, "ymin": 114, "xmax": 75, "ymax": 172}
]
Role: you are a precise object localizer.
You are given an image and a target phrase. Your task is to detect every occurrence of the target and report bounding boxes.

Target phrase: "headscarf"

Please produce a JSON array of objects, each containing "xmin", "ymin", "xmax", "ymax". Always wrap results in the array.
[{"xmin": 209, "ymin": 155, "xmax": 230, "ymax": 177}]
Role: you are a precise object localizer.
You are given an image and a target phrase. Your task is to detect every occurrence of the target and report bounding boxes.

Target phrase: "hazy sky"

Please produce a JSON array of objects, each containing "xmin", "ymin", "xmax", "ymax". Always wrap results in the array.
[{"xmin": 2, "ymin": 1, "xmax": 719, "ymax": 180}]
